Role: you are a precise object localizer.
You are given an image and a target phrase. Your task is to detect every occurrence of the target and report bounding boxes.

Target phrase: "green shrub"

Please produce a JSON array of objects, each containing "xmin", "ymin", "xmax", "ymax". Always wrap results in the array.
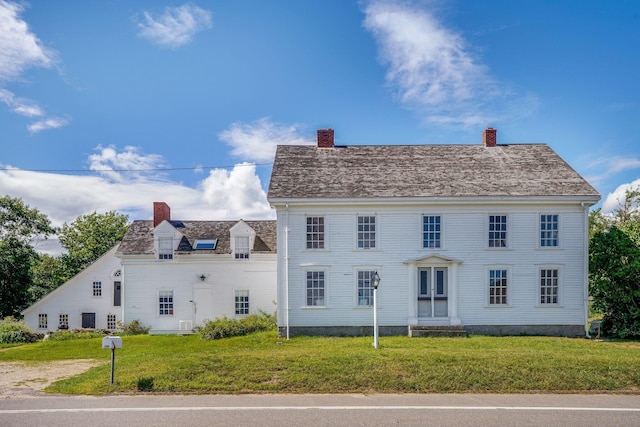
[
  {"xmin": 137, "ymin": 377, "xmax": 154, "ymax": 392},
  {"xmin": 119, "ymin": 319, "xmax": 150, "ymax": 335},
  {"xmin": 0, "ymin": 317, "xmax": 42, "ymax": 343},
  {"xmin": 199, "ymin": 311, "xmax": 276, "ymax": 340},
  {"xmin": 47, "ymin": 330, "xmax": 106, "ymax": 341}
]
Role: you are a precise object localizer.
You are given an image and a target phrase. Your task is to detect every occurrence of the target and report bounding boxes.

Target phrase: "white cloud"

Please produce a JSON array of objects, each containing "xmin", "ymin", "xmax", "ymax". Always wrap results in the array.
[
  {"xmin": 136, "ymin": 3, "xmax": 212, "ymax": 49},
  {"xmin": 0, "ymin": 0, "xmax": 56, "ymax": 82},
  {"xmin": 27, "ymin": 117, "xmax": 69, "ymax": 133},
  {"xmin": 583, "ymin": 155, "xmax": 640, "ymax": 187},
  {"xmin": 0, "ymin": 147, "xmax": 273, "ymax": 236},
  {"xmin": 219, "ymin": 117, "xmax": 314, "ymax": 163},
  {"xmin": 362, "ymin": 0, "xmax": 537, "ymax": 126},
  {"xmin": 0, "ymin": 88, "xmax": 44, "ymax": 116},
  {"xmin": 602, "ymin": 179, "xmax": 640, "ymax": 215},
  {"xmin": 88, "ymin": 145, "xmax": 168, "ymax": 183}
]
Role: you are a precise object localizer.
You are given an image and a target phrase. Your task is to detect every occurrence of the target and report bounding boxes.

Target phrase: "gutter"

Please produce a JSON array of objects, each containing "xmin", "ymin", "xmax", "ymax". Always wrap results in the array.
[{"xmin": 582, "ymin": 201, "xmax": 591, "ymax": 338}]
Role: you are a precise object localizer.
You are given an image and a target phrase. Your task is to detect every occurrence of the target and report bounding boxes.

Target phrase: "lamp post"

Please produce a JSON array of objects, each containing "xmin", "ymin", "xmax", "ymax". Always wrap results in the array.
[{"xmin": 371, "ymin": 271, "xmax": 381, "ymax": 348}]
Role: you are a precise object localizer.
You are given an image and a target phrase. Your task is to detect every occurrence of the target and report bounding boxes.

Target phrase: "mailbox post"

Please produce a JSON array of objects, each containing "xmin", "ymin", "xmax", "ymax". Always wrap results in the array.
[{"xmin": 102, "ymin": 336, "xmax": 122, "ymax": 384}]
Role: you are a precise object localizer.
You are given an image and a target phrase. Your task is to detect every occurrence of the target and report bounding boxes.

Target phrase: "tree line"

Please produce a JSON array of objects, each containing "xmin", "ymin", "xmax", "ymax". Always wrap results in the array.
[{"xmin": 0, "ymin": 195, "xmax": 128, "ymax": 318}]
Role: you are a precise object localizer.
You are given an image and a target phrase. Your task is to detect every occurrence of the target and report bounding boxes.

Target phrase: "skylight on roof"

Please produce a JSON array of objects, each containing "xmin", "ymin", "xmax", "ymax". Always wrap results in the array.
[{"xmin": 194, "ymin": 239, "xmax": 217, "ymax": 250}]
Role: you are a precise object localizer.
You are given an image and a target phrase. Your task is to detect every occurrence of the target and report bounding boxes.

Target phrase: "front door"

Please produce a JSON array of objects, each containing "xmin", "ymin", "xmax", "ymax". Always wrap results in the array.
[{"xmin": 417, "ymin": 267, "xmax": 448, "ymax": 318}]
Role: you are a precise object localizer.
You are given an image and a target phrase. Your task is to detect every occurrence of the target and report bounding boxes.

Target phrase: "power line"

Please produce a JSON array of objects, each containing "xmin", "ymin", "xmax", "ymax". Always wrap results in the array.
[{"xmin": 0, "ymin": 162, "xmax": 274, "ymax": 173}]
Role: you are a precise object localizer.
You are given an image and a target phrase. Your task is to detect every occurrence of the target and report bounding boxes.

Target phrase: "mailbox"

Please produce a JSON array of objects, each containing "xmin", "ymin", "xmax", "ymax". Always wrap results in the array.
[{"xmin": 102, "ymin": 336, "xmax": 123, "ymax": 349}]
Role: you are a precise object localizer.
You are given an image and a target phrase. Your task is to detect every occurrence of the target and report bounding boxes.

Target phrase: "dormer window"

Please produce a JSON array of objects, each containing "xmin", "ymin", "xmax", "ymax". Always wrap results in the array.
[
  {"xmin": 234, "ymin": 236, "xmax": 250, "ymax": 259},
  {"xmin": 194, "ymin": 239, "xmax": 217, "ymax": 250},
  {"xmin": 158, "ymin": 237, "xmax": 174, "ymax": 260}
]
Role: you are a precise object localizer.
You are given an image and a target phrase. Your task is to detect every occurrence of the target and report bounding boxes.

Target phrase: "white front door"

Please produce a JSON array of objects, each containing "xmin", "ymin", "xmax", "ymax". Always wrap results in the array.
[
  {"xmin": 417, "ymin": 267, "xmax": 448, "ymax": 318},
  {"xmin": 193, "ymin": 285, "xmax": 214, "ymax": 326}
]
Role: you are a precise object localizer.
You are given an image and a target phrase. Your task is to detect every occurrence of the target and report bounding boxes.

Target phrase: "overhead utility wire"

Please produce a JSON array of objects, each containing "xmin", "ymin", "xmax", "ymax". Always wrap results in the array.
[{"xmin": 0, "ymin": 162, "xmax": 273, "ymax": 173}]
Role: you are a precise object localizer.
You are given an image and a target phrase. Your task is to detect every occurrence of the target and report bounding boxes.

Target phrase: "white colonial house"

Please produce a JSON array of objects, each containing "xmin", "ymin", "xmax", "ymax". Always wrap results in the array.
[
  {"xmin": 22, "ymin": 246, "xmax": 123, "ymax": 332},
  {"xmin": 22, "ymin": 202, "xmax": 277, "ymax": 334},
  {"xmin": 267, "ymin": 128, "xmax": 601, "ymax": 337}
]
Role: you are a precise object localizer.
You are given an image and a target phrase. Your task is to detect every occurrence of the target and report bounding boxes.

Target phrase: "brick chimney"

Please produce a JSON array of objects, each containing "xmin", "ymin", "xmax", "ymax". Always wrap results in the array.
[
  {"xmin": 483, "ymin": 127, "xmax": 497, "ymax": 147},
  {"xmin": 317, "ymin": 129, "xmax": 334, "ymax": 148},
  {"xmin": 153, "ymin": 202, "xmax": 171, "ymax": 227}
]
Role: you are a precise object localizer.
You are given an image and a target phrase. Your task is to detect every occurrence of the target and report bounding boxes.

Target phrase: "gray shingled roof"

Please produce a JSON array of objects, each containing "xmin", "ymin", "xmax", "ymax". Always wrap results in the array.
[
  {"xmin": 267, "ymin": 144, "xmax": 600, "ymax": 199},
  {"xmin": 117, "ymin": 220, "xmax": 276, "ymax": 256}
]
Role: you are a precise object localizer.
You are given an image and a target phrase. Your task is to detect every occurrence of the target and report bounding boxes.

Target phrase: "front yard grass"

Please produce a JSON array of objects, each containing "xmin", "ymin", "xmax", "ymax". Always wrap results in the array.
[{"xmin": 1, "ymin": 332, "xmax": 638, "ymax": 395}]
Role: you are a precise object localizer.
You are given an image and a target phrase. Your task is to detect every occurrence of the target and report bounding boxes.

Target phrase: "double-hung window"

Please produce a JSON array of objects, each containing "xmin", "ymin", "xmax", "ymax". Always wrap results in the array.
[
  {"xmin": 357, "ymin": 216, "xmax": 376, "ymax": 249},
  {"xmin": 92, "ymin": 281, "xmax": 102, "ymax": 297},
  {"xmin": 158, "ymin": 237, "xmax": 173, "ymax": 260},
  {"xmin": 488, "ymin": 215, "xmax": 507, "ymax": 248},
  {"xmin": 234, "ymin": 236, "xmax": 250, "ymax": 259},
  {"xmin": 423, "ymin": 215, "xmax": 441, "ymax": 248},
  {"xmin": 540, "ymin": 214, "xmax": 559, "ymax": 247},
  {"xmin": 357, "ymin": 270, "xmax": 376, "ymax": 307},
  {"xmin": 489, "ymin": 269, "xmax": 508, "ymax": 305},
  {"xmin": 540, "ymin": 269, "xmax": 559, "ymax": 304},
  {"xmin": 306, "ymin": 271, "xmax": 325, "ymax": 307},
  {"xmin": 306, "ymin": 216, "xmax": 325, "ymax": 249},
  {"xmin": 159, "ymin": 290, "xmax": 174, "ymax": 316},
  {"xmin": 235, "ymin": 290, "xmax": 250, "ymax": 315}
]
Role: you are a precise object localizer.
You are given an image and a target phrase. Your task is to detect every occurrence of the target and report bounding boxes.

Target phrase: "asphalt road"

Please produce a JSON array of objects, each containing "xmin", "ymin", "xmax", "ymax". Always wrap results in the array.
[{"xmin": 1, "ymin": 393, "xmax": 639, "ymax": 427}]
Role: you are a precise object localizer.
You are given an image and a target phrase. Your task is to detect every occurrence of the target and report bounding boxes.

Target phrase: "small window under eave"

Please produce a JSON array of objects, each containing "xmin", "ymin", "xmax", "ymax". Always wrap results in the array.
[{"xmin": 194, "ymin": 239, "xmax": 217, "ymax": 250}]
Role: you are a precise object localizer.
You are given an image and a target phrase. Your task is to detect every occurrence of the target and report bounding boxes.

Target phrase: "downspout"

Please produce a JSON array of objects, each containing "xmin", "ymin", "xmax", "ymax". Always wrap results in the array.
[
  {"xmin": 285, "ymin": 203, "xmax": 290, "ymax": 340},
  {"xmin": 582, "ymin": 202, "xmax": 591, "ymax": 338}
]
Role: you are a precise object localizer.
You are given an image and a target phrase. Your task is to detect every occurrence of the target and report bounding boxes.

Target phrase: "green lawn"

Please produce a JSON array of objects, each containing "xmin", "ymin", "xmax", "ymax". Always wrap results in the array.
[{"xmin": 1, "ymin": 332, "xmax": 639, "ymax": 395}]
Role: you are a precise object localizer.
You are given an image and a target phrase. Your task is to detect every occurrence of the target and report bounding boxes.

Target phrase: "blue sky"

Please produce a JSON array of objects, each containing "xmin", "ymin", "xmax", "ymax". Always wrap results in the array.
[{"xmin": 1, "ymin": 0, "xmax": 639, "ymax": 252}]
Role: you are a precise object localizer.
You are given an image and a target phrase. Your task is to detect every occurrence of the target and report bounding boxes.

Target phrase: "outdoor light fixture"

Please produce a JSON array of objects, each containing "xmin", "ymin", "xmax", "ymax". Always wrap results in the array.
[
  {"xmin": 199, "ymin": 274, "xmax": 206, "ymax": 281},
  {"xmin": 372, "ymin": 271, "xmax": 381, "ymax": 348}
]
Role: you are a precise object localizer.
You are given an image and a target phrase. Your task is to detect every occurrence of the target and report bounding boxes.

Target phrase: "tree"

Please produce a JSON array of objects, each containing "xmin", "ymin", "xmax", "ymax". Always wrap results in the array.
[
  {"xmin": 29, "ymin": 254, "xmax": 72, "ymax": 302},
  {"xmin": 589, "ymin": 226, "xmax": 640, "ymax": 338},
  {"xmin": 58, "ymin": 211, "xmax": 129, "ymax": 276},
  {"xmin": 0, "ymin": 196, "xmax": 55, "ymax": 318},
  {"xmin": 589, "ymin": 186, "xmax": 640, "ymax": 338}
]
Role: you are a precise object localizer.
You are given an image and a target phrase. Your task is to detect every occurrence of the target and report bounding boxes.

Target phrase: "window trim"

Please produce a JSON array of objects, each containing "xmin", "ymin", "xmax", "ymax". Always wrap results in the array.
[
  {"xmin": 539, "ymin": 213, "xmax": 560, "ymax": 249},
  {"xmin": 158, "ymin": 290, "xmax": 174, "ymax": 316},
  {"xmin": 305, "ymin": 215, "xmax": 326, "ymax": 250},
  {"xmin": 487, "ymin": 267, "xmax": 510, "ymax": 306},
  {"xmin": 538, "ymin": 266, "xmax": 562, "ymax": 306},
  {"xmin": 157, "ymin": 236, "xmax": 174, "ymax": 260},
  {"xmin": 304, "ymin": 269, "xmax": 327, "ymax": 308},
  {"xmin": 233, "ymin": 236, "xmax": 250, "ymax": 259},
  {"xmin": 355, "ymin": 269, "xmax": 377, "ymax": 307},
  {"xmin": 356, "ymin": 215, "xmax": 377, "ymax": 250},
  {"xmin": 235, "ymin": 290, "xmax": 250, "ymax": 316},
  {"xmin": 422, "ymin": 214, "xmax": 443, "ymax": 249},
  {"xmin": 487, "ymin": 214, "xmax": 509, "ymax": 249}
]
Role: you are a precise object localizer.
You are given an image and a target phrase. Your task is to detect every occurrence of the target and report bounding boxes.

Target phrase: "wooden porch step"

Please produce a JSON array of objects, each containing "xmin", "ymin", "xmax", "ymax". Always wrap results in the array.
[{"xmin": 409, "ymin": 325, "xmax": 467, "ymax": 338}]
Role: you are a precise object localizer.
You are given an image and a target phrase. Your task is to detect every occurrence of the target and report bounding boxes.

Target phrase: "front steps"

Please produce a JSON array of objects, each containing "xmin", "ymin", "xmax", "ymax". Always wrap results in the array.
[{"xmin": 409, "ymin": 325, "xmax": 467, "ymax": 337}]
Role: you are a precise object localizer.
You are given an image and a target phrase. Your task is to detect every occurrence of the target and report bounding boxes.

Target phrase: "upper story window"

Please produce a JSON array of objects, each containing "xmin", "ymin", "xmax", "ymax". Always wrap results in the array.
[
  {"xmin": 306, "ymin": 216, "xmax": 325, "ymax": 249},
  {"xmin": 92, "ymin": 281, "xmax": 102, "ymax": 297},
  {"xmin": 489, "ymin": 269, "xmax": 508, "ymax": 305},
  {"xmin": 158, "ymin": 237, "xmax": 174, "ymax": 260},
  {"xmin": 306, "ymin": 271, "xmax": 325, "ymax": 307},
  {"xmin": 357, "ymin": 216, "xmax": 376, "ymax": 249},
  {"xmin": 422, "ymin": 215, "xmax": 441, "ymax": 248},
  {"xmin": 540, "ymin": 214, "xmax": 559, "ymax": 247},
  {"xmin": 488, "ymin": 215, "xmax": 507, "ymax": 248},
  {"xmin": 540, "ymin": 269, "xmax": 559, "ymax": 305},
  {"xmin": 234, "ymin": 236, "xmax": 250, "ymax": 259},
  {"xmin": 159, "ymin": 290, "xmax": 174, "ymax": 316}
]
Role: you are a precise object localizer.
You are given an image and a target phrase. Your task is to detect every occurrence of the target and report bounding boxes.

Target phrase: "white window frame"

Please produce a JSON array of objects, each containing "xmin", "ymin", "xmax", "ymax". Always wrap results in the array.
[
  {"xmin": 234, "ymin": 236, "xmax": 250, "ymax": 259},
  {"xmin": 38, "ymin": 313, "xmax": 48, "ymax": 329},
  {"xmin": 235, "ymin": 290, "xmax": 250, "ymax": 315},
  {"xmin": 422, "ymin": 215, "xmax": 442, "ymax": 249},
  {"xmin": 356, "ymin": 270, "xmax": 377, "ymax": 307},
  {"xmin": 194, "ymin": 239, "xmax": 218, "ymax": 250},
  {"xmin": 305, "ymin": 270, "xmax": 326, "ymax": 307},
  {"xmin": 107, "ymin": 314, "xmax": 117, "ymax": 330},
  {"xmin": 488, "ymin": 214, "xmax": 508, "ymax": 248},
  {"xmin": 306, "ymin": 216, "xmax": 325, "ymax": 250},
  {"xmin": 58, "ymin": 314, "xmax": 69, "ymax": 328},
  {"xmin": 539, "ymin": 214, "xmax": 560, "ymax": 248},
  {"xmin": 488, "ymin": 268, "xmax": 509, "ymax": 306},
  {"xmin": 92, "ymin": 281, "xmax": 102, "ymax": 297},
  {"xmin": 158, "ymin": 237, "xmax": 174, "ymax": 260},
  {"xmin": 357, "ymin": 215, "xmax": 376, "ymax": 249},
  {"xmin": 158, "ymin": 290, "xmax": 174, "ymax": 316},
  {"xmin": 539, "ymin": 267, "xmax": 561, "ymax": 305}
]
